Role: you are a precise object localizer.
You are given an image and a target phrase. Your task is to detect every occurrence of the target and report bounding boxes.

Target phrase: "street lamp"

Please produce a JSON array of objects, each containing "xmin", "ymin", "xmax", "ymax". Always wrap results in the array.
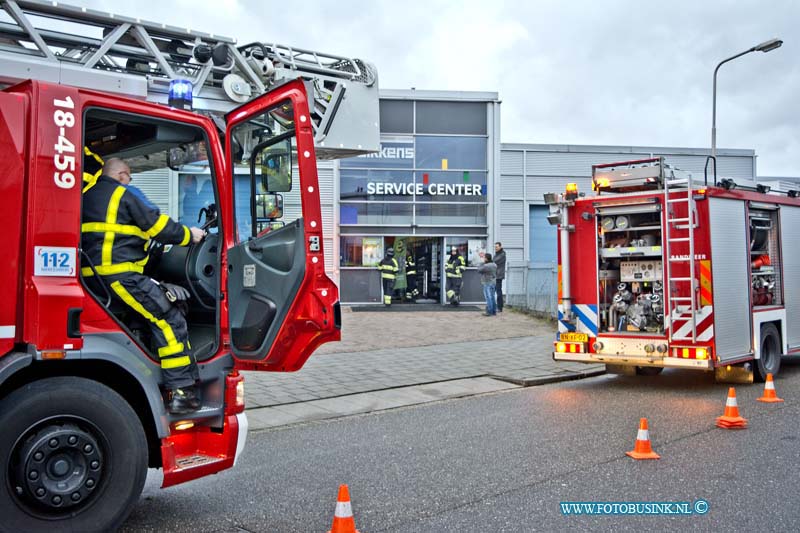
[{"xmin": 711, "ymin": 38, "xmax": 782, "ymax": 182}]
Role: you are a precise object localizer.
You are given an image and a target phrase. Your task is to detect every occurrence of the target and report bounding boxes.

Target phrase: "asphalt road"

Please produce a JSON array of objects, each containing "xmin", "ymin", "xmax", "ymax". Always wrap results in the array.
[{"xmin": 122, "ymin": 358, "xmax": 800, "ymax": 532}]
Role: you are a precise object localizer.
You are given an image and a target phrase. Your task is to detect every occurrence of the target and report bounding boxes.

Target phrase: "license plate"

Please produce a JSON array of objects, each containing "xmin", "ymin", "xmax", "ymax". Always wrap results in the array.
[{"xmin": 559, "ymin": 332, "xmax": 588, "ymax": 343}]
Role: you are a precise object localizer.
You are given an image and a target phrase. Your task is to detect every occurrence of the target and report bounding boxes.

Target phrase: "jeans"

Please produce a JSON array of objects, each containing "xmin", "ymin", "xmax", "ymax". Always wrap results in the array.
[
  {"xmin": 482, "ymin": 283, "xmax": 497, "ymax": 315},
  {"xmin": 495, "ymin": 278, "xmax": 504, "ymax": 311}
]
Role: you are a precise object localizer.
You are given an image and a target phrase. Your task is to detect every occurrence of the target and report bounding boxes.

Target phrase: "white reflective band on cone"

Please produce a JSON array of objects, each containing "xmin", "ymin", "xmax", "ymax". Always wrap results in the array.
[
  {"xmin": 637, "ymin": 429, "xmax": 649, "ymax": 441},
  {"xmin": 726, "ymin": 397, "xmax": 738, "ymax": 407},
  {"xmin": 766, "ymin": 381, "xmax": 775, "ymax": 390},
  {"xmin": 335, "ymin": 501, "xmax": 353, "ymax": 517}
]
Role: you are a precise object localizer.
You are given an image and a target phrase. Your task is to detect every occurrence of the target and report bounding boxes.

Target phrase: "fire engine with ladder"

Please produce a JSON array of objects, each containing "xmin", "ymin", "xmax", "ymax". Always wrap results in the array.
[
  {"xmin": 0, "ymin": 0, "xmax": 379, "ymax": 530},
  {"xmin": 548, "ymin": 156, "xmax": 800, "ymax": 383}
]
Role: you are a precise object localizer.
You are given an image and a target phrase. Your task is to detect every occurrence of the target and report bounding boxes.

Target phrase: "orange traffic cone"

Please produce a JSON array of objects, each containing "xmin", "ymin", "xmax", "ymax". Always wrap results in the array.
[
  {"xmin": 757, "ymin": 373, "xmax": 784, "ymax": 403},
  {"xmin": 716, "ymin": 387, "xmax": 748, "ymax": 429},
  {"xmin": 328, "ymin": 484, "xmax": 360, "ymax": 533},
  {"xmin": 625, "ymin": 418, "xmax": 660, "ymax": 460}
]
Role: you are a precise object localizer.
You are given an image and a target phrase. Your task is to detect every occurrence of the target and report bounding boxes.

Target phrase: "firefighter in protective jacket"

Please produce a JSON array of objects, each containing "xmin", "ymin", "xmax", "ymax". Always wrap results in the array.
[
  {"xmin": 445, "ymin": 246, "xmax": 466, "ymax": 305},
  {"xmin": 405, "ymin": 253, "xmax": 419, "ymax": 302},
  {"xmin": 81, "ymin": 158, "xmax": 206, "ymax": 414},
  {"xmin": 378, "ymin": 248, "xmax": 399, "ymax": 306}
]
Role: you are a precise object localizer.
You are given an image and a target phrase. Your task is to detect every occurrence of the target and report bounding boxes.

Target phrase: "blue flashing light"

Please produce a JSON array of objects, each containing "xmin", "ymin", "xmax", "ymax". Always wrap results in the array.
[{"xmin": 168, "ymin": 79, "xmax": 193, "ymax": 110}]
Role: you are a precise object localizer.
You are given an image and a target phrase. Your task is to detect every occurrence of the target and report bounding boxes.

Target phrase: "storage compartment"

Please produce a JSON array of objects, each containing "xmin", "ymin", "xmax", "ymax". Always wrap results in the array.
[
  {"xmin": 749, "ymin": 208, "xmax": 782, "ymax": 307},
  {"xmin": 597, "ymin": 205, "xmax": 665, "ymax": 334}
]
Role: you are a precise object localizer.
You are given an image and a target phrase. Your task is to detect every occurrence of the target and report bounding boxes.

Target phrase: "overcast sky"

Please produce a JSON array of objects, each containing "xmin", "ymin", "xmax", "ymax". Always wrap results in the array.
[{"xmin": 75, "ymin": 0, "xmax": 799, "ymax": 176}]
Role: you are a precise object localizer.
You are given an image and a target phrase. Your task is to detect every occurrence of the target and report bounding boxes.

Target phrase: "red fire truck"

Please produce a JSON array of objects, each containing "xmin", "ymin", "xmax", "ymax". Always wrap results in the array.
[
  {"xmin": 0, "ymin": 1, "xmax": 378, "ymax": 530},
  {"xmin": 549, "ymin": 157, "xmax": 800, "ymax": 383}
]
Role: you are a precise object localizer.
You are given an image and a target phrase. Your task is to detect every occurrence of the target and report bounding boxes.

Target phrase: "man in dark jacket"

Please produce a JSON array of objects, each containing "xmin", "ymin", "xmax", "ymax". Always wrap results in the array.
[
  {"xmin": 82, "ymin": 158, "xmax": 205, "ymax": 414},
  {"xmin": 494, "ymin": 242, "xmax": 506, "ymax": 312}
]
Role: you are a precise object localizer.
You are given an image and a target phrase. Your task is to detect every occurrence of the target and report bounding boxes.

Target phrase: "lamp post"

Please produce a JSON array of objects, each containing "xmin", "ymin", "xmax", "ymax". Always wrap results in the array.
[{"xmin": 711, "ymin": 38, "xmax": 782, "ymax": 182}]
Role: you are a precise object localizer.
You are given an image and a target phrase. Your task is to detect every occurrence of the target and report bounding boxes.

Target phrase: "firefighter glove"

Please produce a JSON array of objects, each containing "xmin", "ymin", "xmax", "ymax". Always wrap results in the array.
[{"xmin": 161, "ymin": 283, "xmax": 191, "ymax": 303}]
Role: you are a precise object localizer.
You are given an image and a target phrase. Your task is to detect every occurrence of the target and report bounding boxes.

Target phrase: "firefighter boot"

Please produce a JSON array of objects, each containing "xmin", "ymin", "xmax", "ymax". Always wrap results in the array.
[{"xmin": 168, "ymin": 385, "xmax": 201, "ymax": 414}]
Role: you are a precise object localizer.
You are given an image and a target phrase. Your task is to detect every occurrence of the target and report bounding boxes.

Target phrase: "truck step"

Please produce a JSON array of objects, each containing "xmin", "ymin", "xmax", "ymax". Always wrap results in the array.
[
  {"xmin": 670, "ymin": 297, "xmax": 693, "ymax": 302},
  {"xmin": 667, "ymin": 197, "xmax": 691, "ymax": 203},
  {"xmin": 668, "ymin": 237, "xmax": 691, "ymax": 242},
  {"xmin": 670, "ymin": 277, "xmax": 694, "ymax": 281},
  {"xmin": 669, "ymin": 217, "xmax": 691, "ymax": 224},
  {"xmin": 666, "ymin": 179, "xmax": 689, "ymax": 186},
  {"xmin": 175, "ymin": 454, "xmax": 224, "ymax": 469}
]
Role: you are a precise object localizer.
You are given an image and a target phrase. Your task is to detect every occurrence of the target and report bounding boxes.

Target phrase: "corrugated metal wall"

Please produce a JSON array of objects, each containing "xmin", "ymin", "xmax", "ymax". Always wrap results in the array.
[{"xmin": 132, "ymin": 168, "xmax": 172, "ymax": 214}]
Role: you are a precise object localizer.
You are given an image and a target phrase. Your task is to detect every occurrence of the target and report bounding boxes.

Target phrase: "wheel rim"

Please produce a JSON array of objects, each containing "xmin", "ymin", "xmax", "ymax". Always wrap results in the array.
[
  {"xmin": 8, "ymin": 417, "xmax": 106, "ymax": 518},
  {"xmin": 761, "ymin": 334, "xmax": 777, "ymax": 372}
]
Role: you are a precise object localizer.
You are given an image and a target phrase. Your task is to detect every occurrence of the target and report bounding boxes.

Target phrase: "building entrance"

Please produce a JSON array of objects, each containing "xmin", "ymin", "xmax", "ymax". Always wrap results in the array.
[{"xmin": 380, "ymin": 236, "xmax": 441, "ymax": 303}]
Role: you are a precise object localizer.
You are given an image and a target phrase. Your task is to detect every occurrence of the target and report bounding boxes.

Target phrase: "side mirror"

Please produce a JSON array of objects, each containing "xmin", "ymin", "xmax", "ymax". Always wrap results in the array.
[
  {"xmin": 256, "ymin": 137, "xmax": 292, "ymax": 192},
  {"xmin": 255, "ymin": 220, "xmax": 285, "ymax": 235},
  {"xmin": 255, "ymin": 193, "xmax": 283, "ymax": 220}
]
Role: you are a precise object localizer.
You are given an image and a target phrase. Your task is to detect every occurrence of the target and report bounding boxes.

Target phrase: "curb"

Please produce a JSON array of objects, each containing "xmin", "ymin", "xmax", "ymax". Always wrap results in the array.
[{"xmin": 492, "ymin": 368, "xmax": 606, "ymax": 387}]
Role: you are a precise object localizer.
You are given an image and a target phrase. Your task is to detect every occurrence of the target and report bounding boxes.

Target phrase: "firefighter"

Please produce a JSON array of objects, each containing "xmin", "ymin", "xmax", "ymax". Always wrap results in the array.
[
  {"xmin": 405, "ymin": 252, "xmax": 419, "ymax": 302},
  {"xmin": 81, "ymin": 158, "xmax": 206, "ymax": 414},
  {"xmin": 378, "ymin": 248, "xmax": 399, "ymax": 306},
  {"xmin": 445, "ymin": 246, "xmax": 466, "ymax": 305}
]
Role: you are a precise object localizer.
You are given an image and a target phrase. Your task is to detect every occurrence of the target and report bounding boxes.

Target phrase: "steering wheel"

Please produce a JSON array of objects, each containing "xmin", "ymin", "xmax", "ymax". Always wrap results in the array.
[{"xmin": 183, "ymin": 205, "xmax": 220, "ymax": 310}]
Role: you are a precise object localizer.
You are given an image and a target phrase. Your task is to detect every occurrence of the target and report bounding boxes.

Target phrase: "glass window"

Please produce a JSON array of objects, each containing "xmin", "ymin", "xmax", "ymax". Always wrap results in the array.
[
  {"xmin": 341, "ymin": 169, "xmax": 414, "ymax": 201},
  {"xmin": 340, "ymin": 236, "xmax": 384, "ymax": 266},
  {"xmin": 340, "ymin": 202, "xmax": 412, "ymax": 225},
  {"xmin": 416, "ymin": 101, "xmax": 487, "ymax": 135},
  {"xmin": 340, "ymin": 138, "xmax": 414, "ymax": 169},
  {"xmin": 415, "ymin": 136, "xmax": 487, "ymax": 170},
  {"xmin": 380, "ymin": 100, "xmax": 413, "ymax": 133},
  {"xmin": 178, "ymin": 174, "xmax": 215, "ymax": 225},
  {"xmin": 415, "ymin": 171, "xmax": 487, "ymax": 203},
  {"xmin": 229, "ymin": 100, "xmax": 297, "ymax": 241},
  {"xmin": 416, "ymin": 204, "xmax": 486, "ymax": 226}
]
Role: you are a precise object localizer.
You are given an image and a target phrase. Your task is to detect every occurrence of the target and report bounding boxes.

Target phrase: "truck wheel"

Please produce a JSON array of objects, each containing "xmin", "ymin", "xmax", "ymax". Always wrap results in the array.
[
  {"xmin": 755, "ymin": 323, "xmax": 781, "ymax": 382},
  {"xmin": 635, "ymin": 366, "xmax": 664, "ymax": 376},
  {"xmin": 0, "ymin": 376, "xmax": 147, "ymax": 533}
]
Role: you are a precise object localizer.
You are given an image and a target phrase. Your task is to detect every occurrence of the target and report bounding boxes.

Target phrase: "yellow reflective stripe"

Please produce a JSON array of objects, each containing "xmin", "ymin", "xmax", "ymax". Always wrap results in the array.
[
  {"xmin": 160, "ymin": 355, "xmax": 192, "ymax": 369},
  {"xmin": 146, "ymin": 214, "xmax": 170, "ymax": 238},
  {"xmin": 158, "ymin": 342, "xmax": 186, "ymax": 358},
  {"xmin": 381, "ymin": 274, "xmax": 396, "ymax": 280},
  {"xmin": 179, "ymin": 226, "xmax": 191, "ymax": 246},
  {"xmin": 81, "ymin": 222, "xmax": 148, "ymax": 240},
  {"xmin": 81, "ymin": 262, "xmax": 145, "ymax": 277},
  {"xmin": 102, "ymin": 186, "xmax": 126, "ymax": 266},
  {"xmin": 110, "ymin": 281, "xmax": 182, "ymax": 354}
]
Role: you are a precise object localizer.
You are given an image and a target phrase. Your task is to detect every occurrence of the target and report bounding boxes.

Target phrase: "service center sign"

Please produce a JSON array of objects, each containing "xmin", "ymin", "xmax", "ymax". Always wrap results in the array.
[{"xmin": 366, "ymin": 182, "xmax": 483, "ymax": 196}]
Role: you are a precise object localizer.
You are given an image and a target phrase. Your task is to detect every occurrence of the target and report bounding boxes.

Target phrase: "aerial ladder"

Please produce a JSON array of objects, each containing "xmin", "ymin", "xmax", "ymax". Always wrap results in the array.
[{"xmin": 0, "ymin": 0, "xmax": 380, "ymax": 159}]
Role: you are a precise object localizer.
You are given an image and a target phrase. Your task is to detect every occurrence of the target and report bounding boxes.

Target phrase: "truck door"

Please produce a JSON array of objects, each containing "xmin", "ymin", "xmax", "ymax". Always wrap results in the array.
[{"xmin": 225, "ymin": 80, "xmax": 340, "ymax": 371}]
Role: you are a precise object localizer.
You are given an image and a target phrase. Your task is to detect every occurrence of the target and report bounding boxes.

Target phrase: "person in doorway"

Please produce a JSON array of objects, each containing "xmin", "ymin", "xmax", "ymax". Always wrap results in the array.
[
  {"xmin": 445, "ymin": 246, "xmax": 466, "ymax": 305},
  {"xmin": 378, "ymin": 248, "xmax": 399, "ymax": 306},
  {"xmin": 405, "ymin": 252, "xmax": 419, "ymax": 302},
  {"xmin": 81, "ymin": 158, "xmax": 206, "ymax": 414},
  {"xmin": 494, "ymin": 242, "xmax": 506, "ymax": 312},
  {"xmin": 477, "ymin": 253, "xmax": 497, "ymax": 316}
]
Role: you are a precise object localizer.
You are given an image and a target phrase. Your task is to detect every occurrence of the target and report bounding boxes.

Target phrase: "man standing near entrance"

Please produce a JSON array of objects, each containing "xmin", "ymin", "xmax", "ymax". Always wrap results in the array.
[
  {"xmin": 445, "ymin": 246, "xmax": 466, "ymax": 305},
  {"xmin": 494, "ymin": 242, "xmax": 506, "ymax": 312},
  {"xmin": 378, "ymin": 248, "xmax": 399, "ymax": 306}
]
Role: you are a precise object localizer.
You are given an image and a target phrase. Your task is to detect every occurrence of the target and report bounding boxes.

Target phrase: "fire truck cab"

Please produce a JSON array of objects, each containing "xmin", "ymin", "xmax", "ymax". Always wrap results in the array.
[{"xmin": 549, "ymin": 157, "xmax": 800, "ymax": 383}]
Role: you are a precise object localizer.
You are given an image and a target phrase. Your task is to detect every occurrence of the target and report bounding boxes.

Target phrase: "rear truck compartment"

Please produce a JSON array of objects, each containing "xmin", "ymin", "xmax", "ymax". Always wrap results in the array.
[{"xmin": 546, "ymin": 158, "xmax": 715, "ymax": 371}]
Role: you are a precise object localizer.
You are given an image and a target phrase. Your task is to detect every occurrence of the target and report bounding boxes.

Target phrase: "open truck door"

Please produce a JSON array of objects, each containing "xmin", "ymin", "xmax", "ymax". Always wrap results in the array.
[{"xmin": 225, "ymin": 79, "xmax": 340, "ymax": 371}]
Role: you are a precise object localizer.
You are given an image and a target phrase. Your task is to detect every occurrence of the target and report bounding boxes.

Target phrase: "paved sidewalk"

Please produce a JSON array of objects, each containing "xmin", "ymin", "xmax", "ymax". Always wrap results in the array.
[{"xmin": 243, "ymin": 307, "xmax": 604, "ymax": 429}]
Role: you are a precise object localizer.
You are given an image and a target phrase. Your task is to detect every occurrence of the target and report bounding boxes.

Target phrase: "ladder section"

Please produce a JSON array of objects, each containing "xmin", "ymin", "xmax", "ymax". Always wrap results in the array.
[
  {"xmin": 0, "ymin": 0, "xmax": 379, "ymax": 158},
  {"xmin": 663, "ymin": 166, "xmax": 698, "ymax": 342}
]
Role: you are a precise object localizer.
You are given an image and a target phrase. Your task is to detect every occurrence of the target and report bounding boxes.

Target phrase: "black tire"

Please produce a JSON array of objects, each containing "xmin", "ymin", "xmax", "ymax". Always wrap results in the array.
[
  {"xmin": 755, "ymin": 323, "xmax": 781, "ymax": 382},
  {"xmin": 0, "ymin": 376, "xmax": 148, "ymax": 533},
  {"xmin": 635, "ymin": 366, "xmax": 664, "ymax": 376}
]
